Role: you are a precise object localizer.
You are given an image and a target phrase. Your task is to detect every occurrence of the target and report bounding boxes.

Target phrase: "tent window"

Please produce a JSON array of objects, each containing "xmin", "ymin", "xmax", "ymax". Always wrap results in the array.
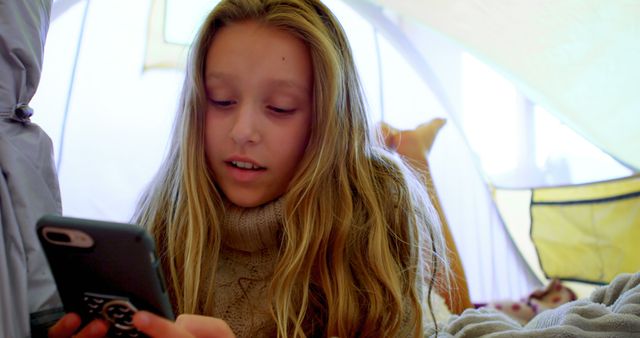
[
  {"xmin": 459, "ymin": 52, "xmax": 632, "ymax": 188},
  {"xmin": 326, "ymin": 0, "xmax": 447, "ymax": 129},
  {"xmin": 165, "ymin": 0, "xmax": 221, "ymax": 45},
  {"xmin": 533, "ymin": 106, "xmax": 632, "ymax": 185}
]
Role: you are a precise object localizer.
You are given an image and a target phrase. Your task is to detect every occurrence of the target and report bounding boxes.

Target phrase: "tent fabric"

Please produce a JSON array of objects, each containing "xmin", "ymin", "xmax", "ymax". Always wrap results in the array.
[
  {"xmin": 0, "ymin": 122, "xmax": 64, "ymax": 337},
  {"xmin": 27, "ymin": 0, "xmax": 633, "ymax": 310},
  {"xmin": 0, "ymin": 2, "xmax": 634, "ymax": 336},
  {"xmin": 494, "ymin": 187, "xmax": 594, "ymax": 299},
  {"xmin": 531, "ymin": 175, "xmax": 640, "ymax": 285},
  {"xmin": 494, "ymin": 175, "xmax": 640, "ymax": 298},
  {"xmin": 144, "ymin": 0, "xmax": 190, "ymax": 70},
  {"xmin": 368, "ymin": 0, "xmax": 640, "ymax": 170},
  {"xmin": 0, "ymin": 0, "xmax": 50, "ymax": 117},
  {"xmin": 0, "ymin": 0, "xmax": 64, "ymax": 337},
  {"xmin": 34, "ymin": 0, "xmax": 592, "ymax": 303}
]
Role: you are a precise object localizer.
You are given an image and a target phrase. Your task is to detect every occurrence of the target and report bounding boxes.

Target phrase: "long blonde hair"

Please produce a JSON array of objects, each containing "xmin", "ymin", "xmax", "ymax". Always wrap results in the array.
[{"xmin": 134, "ymin": 0, "xmax": 449, "ymax": 337}]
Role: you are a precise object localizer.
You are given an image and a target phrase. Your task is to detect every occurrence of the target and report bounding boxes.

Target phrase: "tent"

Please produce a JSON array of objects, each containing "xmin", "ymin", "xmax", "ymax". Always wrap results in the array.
[
  {"xmin": 2, "ymin": 0, "xmax": 638, "ymax": 336},
  {"xmin": 32, "ymin": 0, "xmax": 546, "ymax": 303}
]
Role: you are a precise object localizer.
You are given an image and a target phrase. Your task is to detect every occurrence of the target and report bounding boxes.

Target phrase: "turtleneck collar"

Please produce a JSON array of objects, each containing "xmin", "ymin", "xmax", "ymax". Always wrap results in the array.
[{"xmin": 221, "ymin": 197, "xmax": 284, "ymax": 252}]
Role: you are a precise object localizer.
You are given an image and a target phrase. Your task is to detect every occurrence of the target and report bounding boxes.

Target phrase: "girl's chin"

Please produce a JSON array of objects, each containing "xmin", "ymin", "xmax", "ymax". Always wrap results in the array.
[{"xmin": 223, "ymin": 191, "xmax": 282, "ymax": 208}]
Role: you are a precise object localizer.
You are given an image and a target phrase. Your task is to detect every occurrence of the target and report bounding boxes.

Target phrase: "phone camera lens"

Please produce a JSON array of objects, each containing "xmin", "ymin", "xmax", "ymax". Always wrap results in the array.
[{"xmin": 47, "ymin": 231, "xmax": 72, "ymax": 243}]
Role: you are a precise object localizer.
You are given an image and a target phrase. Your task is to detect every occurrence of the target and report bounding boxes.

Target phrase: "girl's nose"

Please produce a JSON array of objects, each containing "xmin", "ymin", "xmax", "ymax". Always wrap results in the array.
[{"xmin": 229, "ymin": 104, "xmax": 261, "ymax": 145}]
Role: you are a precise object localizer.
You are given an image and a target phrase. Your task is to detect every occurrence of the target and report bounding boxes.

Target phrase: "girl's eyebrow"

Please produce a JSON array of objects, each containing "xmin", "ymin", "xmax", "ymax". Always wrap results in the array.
[
  {"xmin": 205, "ymin": 71, "xmax": 229, "ymax": 82},
  {"xmin": 268, "ymin": 79, "xmax": 310, "ymax": 93},
  {"xmin": 205, "ymin": 72, "xmax": 309, "ymax": 94}
]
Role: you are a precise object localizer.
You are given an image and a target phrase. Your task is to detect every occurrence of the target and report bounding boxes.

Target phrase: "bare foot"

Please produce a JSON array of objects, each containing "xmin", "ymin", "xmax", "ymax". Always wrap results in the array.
[{"xmin": 378, "ymin": 118, "xmax": 447, "ymax": 162}]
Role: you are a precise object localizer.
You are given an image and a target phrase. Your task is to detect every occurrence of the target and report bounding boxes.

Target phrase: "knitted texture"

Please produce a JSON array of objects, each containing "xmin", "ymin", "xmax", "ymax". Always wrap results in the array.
[
  {"xmin": 213, "ymin": 198, "xmax": 283, "ymax": 337},
  {"xmin": 221, "ymin": 197, "xmax": 283, "ymax": 252},
  {"xmin": 210, "ymin": 197, "xmax": 452, "ymax": 337}
]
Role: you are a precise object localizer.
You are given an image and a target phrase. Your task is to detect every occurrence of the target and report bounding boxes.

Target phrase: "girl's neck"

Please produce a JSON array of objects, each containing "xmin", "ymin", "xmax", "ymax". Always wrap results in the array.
[{"xmin": 221, "ymin": 197, "xmax": 284, "ymax": 252}]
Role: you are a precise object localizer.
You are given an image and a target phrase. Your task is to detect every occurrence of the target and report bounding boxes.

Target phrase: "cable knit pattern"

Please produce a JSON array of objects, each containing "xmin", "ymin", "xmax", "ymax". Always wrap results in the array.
[
  {"xmin": 213, "ymin": 198, "xmax": 283, "ymax": 338},
  {"xmin": 211, "ymin": 197, "xmax": 453, "ymax": 337}
]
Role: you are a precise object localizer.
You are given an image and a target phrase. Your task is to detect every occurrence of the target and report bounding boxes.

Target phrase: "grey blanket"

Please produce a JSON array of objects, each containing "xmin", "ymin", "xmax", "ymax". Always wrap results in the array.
[{"xmin": 430, "ymin": 272, "xmax": 640, "ymax": 337}]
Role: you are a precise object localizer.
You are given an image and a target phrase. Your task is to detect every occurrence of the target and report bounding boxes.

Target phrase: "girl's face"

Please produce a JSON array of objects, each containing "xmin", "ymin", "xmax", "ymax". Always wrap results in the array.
[{"xmin": 204, "ymin": 20, "xmax": 313, "ymax": 208}]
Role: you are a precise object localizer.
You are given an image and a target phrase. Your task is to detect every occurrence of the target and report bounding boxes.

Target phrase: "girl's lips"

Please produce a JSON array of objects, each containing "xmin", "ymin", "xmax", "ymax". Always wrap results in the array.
[
  {"xmin": 225, "ymin": 162, "xmax": 266, "ymax": 183},
  {"xmin": 225, "ymin": 156, "xmax": 265, "ymax": 169},
  {"xmin": 228, "ymin": 160, "xmax": 265, "ymax": 170}
]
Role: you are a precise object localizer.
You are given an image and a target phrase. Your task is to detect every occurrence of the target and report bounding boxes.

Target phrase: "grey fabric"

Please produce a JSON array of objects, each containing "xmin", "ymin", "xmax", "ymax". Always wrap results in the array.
[
  {"xmin": 0, "ymin": 120, "xmax": 64, "ymax": 338},
  {"xmin": 429, "ymin": 272, "xmax": 640, "ymax": 337},
  {"xmin": 0, "ymin": 0, "xmax": 50, "ymax": 119},
  {"xmin": 0, "ymin": 0, "xmax": 63, "ymax": 337}
]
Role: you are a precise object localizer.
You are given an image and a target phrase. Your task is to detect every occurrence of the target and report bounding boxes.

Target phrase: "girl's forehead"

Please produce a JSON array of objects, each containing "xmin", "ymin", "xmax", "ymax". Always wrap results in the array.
[
  {"xmin": 208, "ymin": 19, "xmax": 311, "ymax": 53},
  {"xmin": 204, "ymin": 20, "xmax": 312, "ymax": 87}
]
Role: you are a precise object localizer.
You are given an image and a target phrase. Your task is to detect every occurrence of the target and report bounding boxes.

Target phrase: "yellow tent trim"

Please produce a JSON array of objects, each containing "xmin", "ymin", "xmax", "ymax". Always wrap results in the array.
[
  {"xmin": 534, "ymin": 174, "xmax": 640, "ymax": 201},
  {"xmin": 531, "ymin": 175, "xmax": 640, "ymax": 285}
]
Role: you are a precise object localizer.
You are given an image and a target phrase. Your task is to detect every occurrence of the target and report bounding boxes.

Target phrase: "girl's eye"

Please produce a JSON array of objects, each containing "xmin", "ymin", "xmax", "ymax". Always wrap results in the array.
[
  {"xmin": 209, "ymin": 99, "xmax": 234, "ymax": 107},
  {"xmin": 268, "ymin": 105, "xmax": 296, "ymax": 114}
]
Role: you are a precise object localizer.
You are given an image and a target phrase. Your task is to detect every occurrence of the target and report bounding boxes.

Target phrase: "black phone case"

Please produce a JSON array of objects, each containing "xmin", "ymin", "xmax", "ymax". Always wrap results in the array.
[{"xmin": 37, "ymin": 214, "xmax": 174, "ymax": 338}]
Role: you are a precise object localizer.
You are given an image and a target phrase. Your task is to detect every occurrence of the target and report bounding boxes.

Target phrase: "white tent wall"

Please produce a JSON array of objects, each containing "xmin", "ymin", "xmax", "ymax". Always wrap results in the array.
[
  {"xmin": 32, "ymin": 0, "xmax": 549, "ymax": 304},
  {"xmin": 359, "ymin": 8, "xmax": 541, "ymax": 301},
  {"xmin": 372, "ymin": 0, "xmax": 640, "ymax": 171},
  {"xmin": 33, "ymin": 0, "xmax": 179, "ymax": 220}
]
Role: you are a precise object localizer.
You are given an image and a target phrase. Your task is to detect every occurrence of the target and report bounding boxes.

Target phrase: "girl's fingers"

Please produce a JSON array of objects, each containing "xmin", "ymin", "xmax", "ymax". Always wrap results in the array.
[
  {"xmin": 72, "ymin": 320, "xmax": 109, "ymax": 338},
  {"xmin": 48, "ymin": 313, "xmax": 109, "ymax": 338},
  {"xmin": 176, "ymin": 314, "xmax": 236, "ymax": 338},
  {"xmin": 133, "ymin": 311, "xmax": 236, "ymax": 338},
  {"xmin": 48, "ymin": 313, "xmax": 81, "ymax": 338},
  {"xmin": 133, "ymin": 311, "xmax": 193, "ymax": 338}
]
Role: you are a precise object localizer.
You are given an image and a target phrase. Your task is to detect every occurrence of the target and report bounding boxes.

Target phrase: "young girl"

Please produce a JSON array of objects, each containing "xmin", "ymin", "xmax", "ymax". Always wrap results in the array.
[{"xmin": 49, "ymin": 0, "xmax": 451, "ymax": 337}]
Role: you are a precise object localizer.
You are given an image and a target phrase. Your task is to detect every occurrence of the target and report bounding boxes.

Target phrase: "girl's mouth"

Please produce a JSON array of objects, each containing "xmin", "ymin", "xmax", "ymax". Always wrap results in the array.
[{"xmin": 228, "ymin": 160, "xmax": 265, "ymax": 170}]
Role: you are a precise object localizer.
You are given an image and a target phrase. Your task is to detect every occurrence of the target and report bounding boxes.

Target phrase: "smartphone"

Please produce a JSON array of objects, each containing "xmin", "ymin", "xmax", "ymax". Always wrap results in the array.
[{"xmin": 37, "ymin": 214, "xmax": 174, "ymax": 338}]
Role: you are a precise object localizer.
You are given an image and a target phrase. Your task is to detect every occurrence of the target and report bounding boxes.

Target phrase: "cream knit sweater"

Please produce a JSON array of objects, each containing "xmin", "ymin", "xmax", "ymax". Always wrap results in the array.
[
  {"xmin": 210, "ymin": 198, "xmax": 451, "ymax": 337},
  {"xmin": 212, "ymin": 198, "xmax": 283, "ymax": 337}
]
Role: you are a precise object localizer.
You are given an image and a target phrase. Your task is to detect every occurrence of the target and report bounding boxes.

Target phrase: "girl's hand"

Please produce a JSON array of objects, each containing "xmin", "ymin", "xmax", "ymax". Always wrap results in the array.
[
  {"xmin": 133, "ymin": 311, "xmax": 236, "ymax": 338},
  {"xmin": 48, "ymin": 312, "xmax": 234, "ymax": 338},
  {"xmin": 48, "ymin": 313, "xmax": 109, "ymax": 338}
]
